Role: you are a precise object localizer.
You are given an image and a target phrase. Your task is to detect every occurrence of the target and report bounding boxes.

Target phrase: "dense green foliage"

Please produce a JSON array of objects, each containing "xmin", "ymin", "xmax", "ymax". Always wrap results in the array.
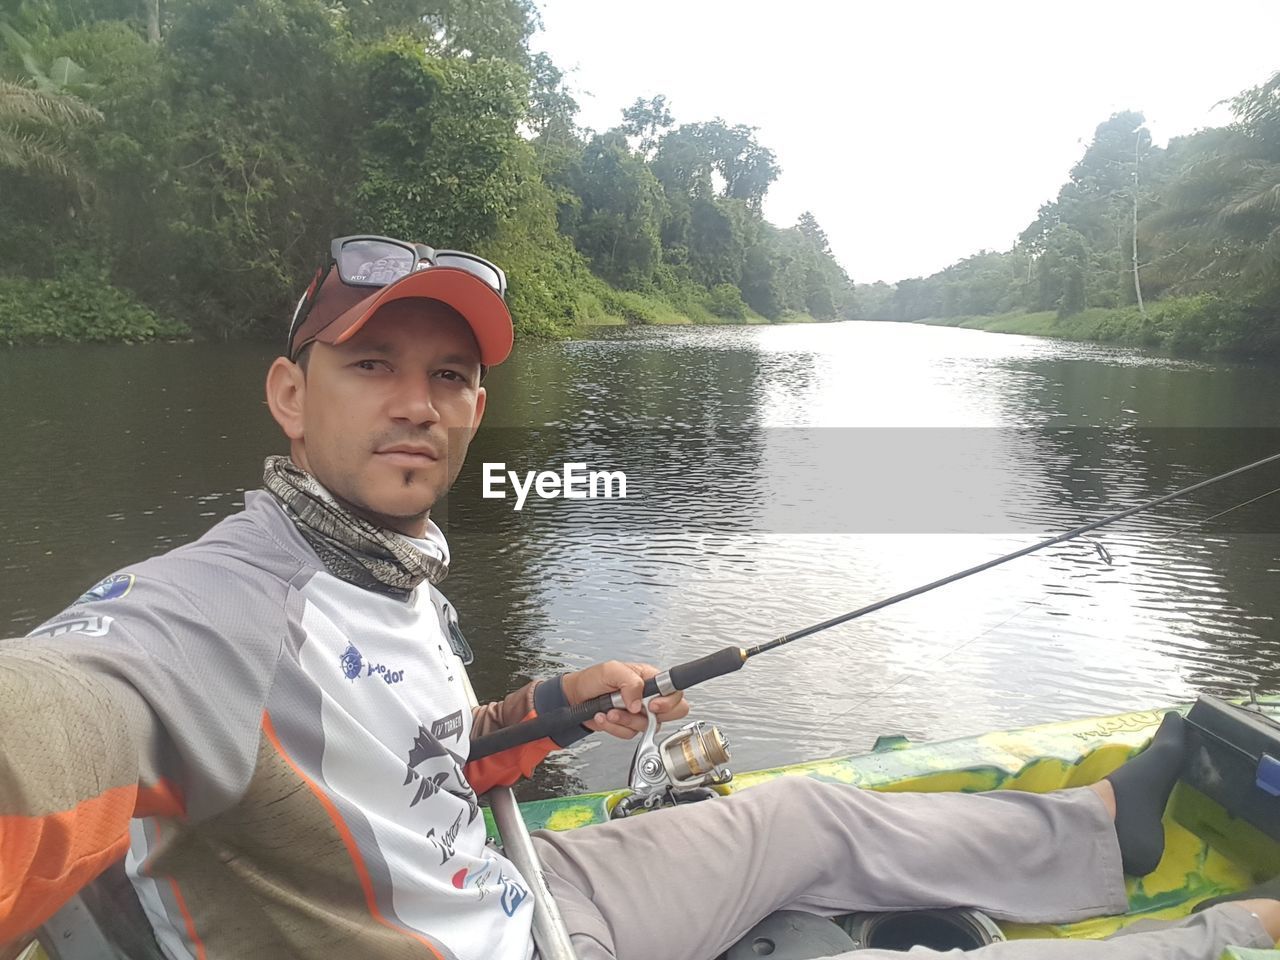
[
  {"xmin": 918, "ymin": 296, "xmax": 1262, "ymax": 355},
  {"xmin": 857, "ymin": 81, "xmax": 1280, "ymax": 355},
  {"xmin": 0, "ymin": 267, "xmax": 187, "ymax": 344},
  {"xmin": 0, "ymin": 0, "xmax": 852, "ymax": 345}
]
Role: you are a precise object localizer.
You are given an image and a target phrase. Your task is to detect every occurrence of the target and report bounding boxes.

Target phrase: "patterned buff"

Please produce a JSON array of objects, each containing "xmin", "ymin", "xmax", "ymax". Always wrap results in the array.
[{"xmin": 262, "ymin": 455, "xmax": 447, "ymax": 599}]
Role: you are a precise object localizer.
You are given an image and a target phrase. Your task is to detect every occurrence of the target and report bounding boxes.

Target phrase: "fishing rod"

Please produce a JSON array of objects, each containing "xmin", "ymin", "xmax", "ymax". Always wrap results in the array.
[{"xmin": 469, "ymin": 449, "xmax": 1280, "ymax": 762}]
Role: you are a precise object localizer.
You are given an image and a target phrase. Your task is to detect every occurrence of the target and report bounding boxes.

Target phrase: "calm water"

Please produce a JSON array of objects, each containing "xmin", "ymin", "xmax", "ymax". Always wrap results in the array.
[{"xmin": 3, "ymin": 322, "xmax": 1279, "ymax": 799}]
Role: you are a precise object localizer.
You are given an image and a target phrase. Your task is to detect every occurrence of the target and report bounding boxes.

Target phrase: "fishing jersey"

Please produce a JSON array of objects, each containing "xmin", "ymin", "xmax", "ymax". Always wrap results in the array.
[{"xmin": 0, "ymin": 490, "xmax": 575, "ymax": 959}]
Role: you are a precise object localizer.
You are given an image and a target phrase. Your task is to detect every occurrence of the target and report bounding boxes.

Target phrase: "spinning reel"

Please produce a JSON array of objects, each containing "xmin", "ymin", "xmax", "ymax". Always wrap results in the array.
[{"xmin": 612, "ymin": 704, "xmax": 733, "ymax": 818}]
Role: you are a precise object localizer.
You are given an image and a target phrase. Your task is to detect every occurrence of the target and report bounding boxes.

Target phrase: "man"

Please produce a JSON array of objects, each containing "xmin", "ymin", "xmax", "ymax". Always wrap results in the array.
[{"xmin": 1, "ymin": 235, "xmax": 1278, "ymax": 960}]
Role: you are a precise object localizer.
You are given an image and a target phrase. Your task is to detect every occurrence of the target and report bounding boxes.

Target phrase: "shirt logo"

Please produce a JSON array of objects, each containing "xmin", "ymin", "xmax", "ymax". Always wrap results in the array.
[
  {"xmin": 404, "ymin": 725, "xmax": 478, "ymax": 821},
  {"xmin": 340, "ymin": 643, "xmax": 363, "ymax": 680},
  {"xmin": 339, "ymin": 643, "xmax": 405, "ymax": 684},
  {"xmin": 28, "ymin": 615, "xmax": 114, "ymax": 639},
  {"xmin": 431, "ymin": 710, "xmax": 464, "ymax": 742},
  {"xmin": 450, "ymin": 862, "xmax": 530, "ymax": 917},
  {"xmin": 426, "ymin": 811, "xmax": 463, "ymax": 864},
  {"xmin": 365, "ymin": 661, "xmax": 405, "ymax": 684},
  {"xmin": 76, "ymin": 574, "xmax": 134, "ymax": 604},
  {"xmin": 498, "ymin": 871, "xmax": 529, "ymax": 917}
]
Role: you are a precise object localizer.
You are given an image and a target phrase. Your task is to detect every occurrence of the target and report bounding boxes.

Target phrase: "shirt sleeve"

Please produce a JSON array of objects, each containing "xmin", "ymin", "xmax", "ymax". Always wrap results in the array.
[
  {"xmin": 464, "ymin": 675, "xmax": 592, "ymax": 794},
  {"xmin": 0, "ymin": 559, "xmax": 287, "ymax": 941}
]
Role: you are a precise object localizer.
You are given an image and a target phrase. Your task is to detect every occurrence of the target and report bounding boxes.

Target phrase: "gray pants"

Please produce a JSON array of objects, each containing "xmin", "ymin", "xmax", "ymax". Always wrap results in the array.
[{"xmin": 531, "ymin": 778, "xmax": 1274, "ymax": 960}]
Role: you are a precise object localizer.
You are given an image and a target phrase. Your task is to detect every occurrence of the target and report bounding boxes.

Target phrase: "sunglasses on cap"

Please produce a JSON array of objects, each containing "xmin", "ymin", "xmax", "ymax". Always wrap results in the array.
[{"xmin": 287, "ymin": 235, "xmax": 510, "ymax": 362}]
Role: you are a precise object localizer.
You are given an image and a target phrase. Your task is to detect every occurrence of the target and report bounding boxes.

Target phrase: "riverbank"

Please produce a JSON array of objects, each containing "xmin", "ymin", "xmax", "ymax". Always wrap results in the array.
[
  {"xmin": 572, "ymin": 284, "xmax": 820, "ymax": 327},
  {"xmin": 0, "ymin": 273, "xmax": 821, "ymax": 346},
  {"xmin": 904, "ymin": 295, "xmax": 1279, "ymax": 357}
]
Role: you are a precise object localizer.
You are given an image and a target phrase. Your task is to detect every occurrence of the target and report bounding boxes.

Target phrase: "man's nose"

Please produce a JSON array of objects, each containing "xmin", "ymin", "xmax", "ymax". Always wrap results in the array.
[{"xmin": 389, "ymin": 376, "xmax": 440, "ymax": 424}]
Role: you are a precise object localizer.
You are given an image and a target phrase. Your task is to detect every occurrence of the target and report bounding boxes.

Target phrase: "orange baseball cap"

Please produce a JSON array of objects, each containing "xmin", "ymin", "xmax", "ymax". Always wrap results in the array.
[{"xmin": 288, "ymin": 245, "xmax": 513, "ymax": 366}]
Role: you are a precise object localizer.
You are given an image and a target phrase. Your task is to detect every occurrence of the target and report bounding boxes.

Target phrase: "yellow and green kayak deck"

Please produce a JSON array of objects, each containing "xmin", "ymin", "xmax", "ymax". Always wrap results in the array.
[{"xmin": 497, "ymin": 698, "xmax": 1280, "ymax": 958}]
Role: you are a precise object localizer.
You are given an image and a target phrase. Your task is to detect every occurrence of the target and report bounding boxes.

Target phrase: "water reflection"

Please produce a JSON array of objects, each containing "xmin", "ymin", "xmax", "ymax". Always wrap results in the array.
[{"xmin": 2, "ymin": 324, "xmax": 1279, "ymax": 799}]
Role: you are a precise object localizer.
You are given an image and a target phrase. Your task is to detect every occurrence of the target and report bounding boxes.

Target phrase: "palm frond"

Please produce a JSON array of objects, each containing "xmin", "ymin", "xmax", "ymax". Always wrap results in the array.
[
  {"xmin": 0, "ymin": 125, "xmax": 72, "ymax": 177},
  {"xmin": 0, "ymin": 79, "xmax": 101, "ymax": 126},
  {"xmin": 1218, "ymin": 169, "xmax": 1280, "ymax": 223}
]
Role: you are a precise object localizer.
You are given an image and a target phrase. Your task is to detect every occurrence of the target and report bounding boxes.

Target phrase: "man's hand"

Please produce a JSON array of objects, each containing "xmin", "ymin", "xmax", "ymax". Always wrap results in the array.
[{"xmin": 560, "ymin": 661, "xmax": 690, "ymax": 739}]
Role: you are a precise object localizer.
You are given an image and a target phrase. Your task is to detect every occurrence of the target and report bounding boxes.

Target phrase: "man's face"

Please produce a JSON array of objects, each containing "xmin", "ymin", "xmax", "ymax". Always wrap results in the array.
[{"xmin": 271, "ymin": 299, "xmax": 488, "ymax": 535}]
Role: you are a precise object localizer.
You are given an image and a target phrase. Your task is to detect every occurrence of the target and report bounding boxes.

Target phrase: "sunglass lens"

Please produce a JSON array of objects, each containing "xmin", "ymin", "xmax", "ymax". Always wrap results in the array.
[
  {"xmin": 338, "ymin": 239, "xmax": 415, "ymax": 285},
  {"xmin": 434, "ymin": 253, "xmax": 504, "ymax": 295}
]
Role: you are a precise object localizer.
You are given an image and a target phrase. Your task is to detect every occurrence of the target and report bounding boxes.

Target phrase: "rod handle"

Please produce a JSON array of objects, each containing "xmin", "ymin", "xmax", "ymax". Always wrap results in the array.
[
  {"xmin": 468, "ymin": 646, "xmax": 746, "ymax": 761},
  {"xmin": 666, "ymin": 645, "xmax": 747, "ymax": 691}
]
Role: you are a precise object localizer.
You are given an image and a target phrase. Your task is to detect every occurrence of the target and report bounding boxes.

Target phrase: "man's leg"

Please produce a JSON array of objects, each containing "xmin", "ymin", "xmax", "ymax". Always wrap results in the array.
[{"xmin": 533, "ymin": 777, "xmax": 1128, "ymax": 960}]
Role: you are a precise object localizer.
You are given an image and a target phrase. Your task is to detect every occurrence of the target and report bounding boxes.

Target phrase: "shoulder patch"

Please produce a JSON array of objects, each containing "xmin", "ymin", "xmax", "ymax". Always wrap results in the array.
[
  {"xmin": 76, "ymin": 573, "xmax": 135, "ymax": 604},
  {"xmin": 29, "ymin": 615, "xmax": 114, "ymax": 639}
]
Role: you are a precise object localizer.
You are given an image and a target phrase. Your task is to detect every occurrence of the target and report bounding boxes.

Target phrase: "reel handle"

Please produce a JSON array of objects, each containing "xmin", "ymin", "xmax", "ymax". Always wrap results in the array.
[{"xmin": 468, "ymin": 646, "xmax": 747, "ymax": 761}]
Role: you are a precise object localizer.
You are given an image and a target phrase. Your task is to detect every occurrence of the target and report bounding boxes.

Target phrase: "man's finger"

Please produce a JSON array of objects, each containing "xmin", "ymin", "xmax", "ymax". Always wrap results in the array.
[
  {"xmin": 586, "ymin": 711, "xmax": 640, "ymax": 739},
  {"xmin": 648, "ymin": 692, "xmax": 687, "ymax": 716},
  {"xmin": 605, "ymin": 661, "xmax": 646, "ymax": 713}
]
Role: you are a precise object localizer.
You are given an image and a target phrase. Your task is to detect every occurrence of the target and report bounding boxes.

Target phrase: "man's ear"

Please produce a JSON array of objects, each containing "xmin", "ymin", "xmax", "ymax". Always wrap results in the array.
[
  {"xmin": 472, "ymin": 385, "xmax": 487, "ymax": 433},
  {"xmin": 265, "ymin": 357, "xmax": 306, "ymax": 442}
]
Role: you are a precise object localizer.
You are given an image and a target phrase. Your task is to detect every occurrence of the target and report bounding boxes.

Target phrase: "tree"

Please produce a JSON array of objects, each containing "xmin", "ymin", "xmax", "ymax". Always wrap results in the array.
[
  {"xmin": 619, "ymin": 94, "xmax": 672, "ymax": 158},
  {"xmin": 1038, "ymin": 226, "xmax": 1090, "ymax": 317},
  {"xmin": 340, "ymin": 0, "xmax": 539, "ymax": 61},
  {"xmin": 651, "ymin": 119, "xmax": 779, "ymax": 212},
  {"xmin": 566, "ymin": 131, "xmax": 666, "ymax": 286},
  {"xmin": 739, "ymin": 220, "xmax": 850, "ymax": 320},
  {"xmin": 0, "ymin": 77, "xmax": 99, "ymax": 176},
  {"xmin": 355, "ymin": 45, "xmax": 529, "ymax": 250},
  {"xmin": 525, "ymin": 51, "xmax": 577, "ymax": 148},
  {"xmin": 0, "ymin": 20, "xmax": 101, "ymax": 179},
  {"xmin": 796, "ymin": 211, "xmax": 830, "ymax": 253},
  {"xmin": 687, "ymin": 196, "xmax": 757, "ymax": 289},
  {"xmin": 1068, "ymin": 112, "xmax": 1154, "ymax": 312},
  {"xmin": 711, "ymin": 122, "xmax": 779, "ymax": 212},
  {"xmin": 1208, "ymin": 72, "xmax": 1280, "ymax": 289},
  {"xmin": 1147, "ymin": 71, "xmax": 1280, "ymax": 303}
]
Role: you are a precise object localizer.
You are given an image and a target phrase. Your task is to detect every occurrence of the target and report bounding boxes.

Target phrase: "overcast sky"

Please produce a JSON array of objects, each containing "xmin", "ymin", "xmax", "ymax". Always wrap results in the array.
[{"xmin": 531, "ymin": 0, "xmax": 1280, "ymax": 284}]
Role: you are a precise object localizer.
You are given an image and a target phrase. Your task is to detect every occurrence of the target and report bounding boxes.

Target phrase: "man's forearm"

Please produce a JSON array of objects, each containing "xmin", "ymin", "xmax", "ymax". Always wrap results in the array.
[
  {"xmin": 465, "ymin": 675, "xmax": 590, "ymax": 793},
  {"xmin": 469, "ymin": 678, "xmax": 541, "ymax": 738}
]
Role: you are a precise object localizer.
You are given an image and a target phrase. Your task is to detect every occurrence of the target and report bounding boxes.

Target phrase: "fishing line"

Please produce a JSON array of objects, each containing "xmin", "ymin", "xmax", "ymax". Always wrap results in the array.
[
  {"xmin": 815, "ymin": 481, "xmax": 1280, "ymax": 735},
  {"xmin": 469, "ymin": 451, "xmax": 1280, "ymax": 761}
]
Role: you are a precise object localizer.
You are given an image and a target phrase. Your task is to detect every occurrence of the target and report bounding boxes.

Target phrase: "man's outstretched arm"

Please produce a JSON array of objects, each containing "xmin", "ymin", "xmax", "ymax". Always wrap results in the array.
[
  {"xmin": 0, "ymin": 646, "xmax": 180, "ymax": 943},
  {"xmin": 1, "ymin": 560, "xmax": 285, "ymax": 944}
]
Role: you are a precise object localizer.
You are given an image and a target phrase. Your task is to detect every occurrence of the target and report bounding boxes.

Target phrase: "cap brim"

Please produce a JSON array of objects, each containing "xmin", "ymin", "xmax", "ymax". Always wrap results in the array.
[{"xmin": 319, "ymin": 268, "xmax": 513, "ymax": 366}]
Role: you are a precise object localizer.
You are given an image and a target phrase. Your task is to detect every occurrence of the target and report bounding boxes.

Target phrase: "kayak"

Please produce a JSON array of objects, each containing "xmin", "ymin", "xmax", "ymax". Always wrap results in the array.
[
  {"xmin": 497, "ymin": 695, "xmax": 1280, "ymax": 958},
  {"xmin": 22, "ymin": 696, "xmax": 1280, "ymax": 959}
]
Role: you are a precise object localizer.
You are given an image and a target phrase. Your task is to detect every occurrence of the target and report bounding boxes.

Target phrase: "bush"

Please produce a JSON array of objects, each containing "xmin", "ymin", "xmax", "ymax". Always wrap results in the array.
[
  {"xmin": 706, "ymin": 282, "xmax": 748, "ymax": 320},
  {"xmin": 0, "ymin": 271, "xmax": 189, "ymax": 345},
  {"xmin": 596, "ymin": 287, "xmax": 689, "ymax": 325},
  {"xmin": 1147, "ymin": 295, "xmax": 1256, "ymax": 354}
]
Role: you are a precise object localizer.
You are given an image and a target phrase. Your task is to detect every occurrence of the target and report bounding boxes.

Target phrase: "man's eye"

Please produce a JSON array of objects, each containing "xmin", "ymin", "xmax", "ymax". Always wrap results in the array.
[
  {"xmin": 437, "ymin": 369, "xmax": 467, "ymax": 382},
  {"xmin": 355, "ymin": 359, "xmax": 389, "ymax": 371}
]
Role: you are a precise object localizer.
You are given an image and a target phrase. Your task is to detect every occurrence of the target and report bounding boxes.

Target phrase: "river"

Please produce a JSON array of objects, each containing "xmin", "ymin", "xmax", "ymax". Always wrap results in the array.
[{"xmin": 2, "ymin": 321, "xmax": 1279, "ymax": 799}]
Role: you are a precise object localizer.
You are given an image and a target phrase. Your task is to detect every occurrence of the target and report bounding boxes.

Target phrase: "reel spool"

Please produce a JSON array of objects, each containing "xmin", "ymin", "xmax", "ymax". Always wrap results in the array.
[{"xmin": 612, "ymin": 707, "xmax": 733, "ymax": 818}]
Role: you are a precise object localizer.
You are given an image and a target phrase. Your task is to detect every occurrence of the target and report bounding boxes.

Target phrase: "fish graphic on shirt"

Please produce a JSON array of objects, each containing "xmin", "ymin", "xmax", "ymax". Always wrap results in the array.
[{"xmin": 404, "ymin": 725, "xmax": 478, "ymax": 817}]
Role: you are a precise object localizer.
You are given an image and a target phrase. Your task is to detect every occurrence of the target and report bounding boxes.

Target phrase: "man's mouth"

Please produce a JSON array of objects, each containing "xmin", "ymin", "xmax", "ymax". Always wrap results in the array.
[{"xmin": 375, "ymin": 444, "xmax": 441, "ymax": 467}]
